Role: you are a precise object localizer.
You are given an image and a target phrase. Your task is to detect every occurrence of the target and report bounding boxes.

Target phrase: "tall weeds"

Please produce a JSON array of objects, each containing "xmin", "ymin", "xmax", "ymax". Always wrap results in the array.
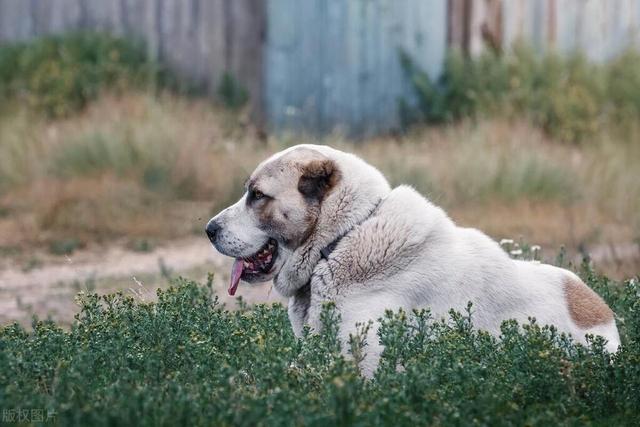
[{"xmin": 402, "ymin": 45, "xmax": 640, "ymax": 143}]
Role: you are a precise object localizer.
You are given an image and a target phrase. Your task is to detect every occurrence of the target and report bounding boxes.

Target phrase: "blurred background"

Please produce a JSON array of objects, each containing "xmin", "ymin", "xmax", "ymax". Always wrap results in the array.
[{"xmin": 0, "ymin": 0, "xmax": 638, "ymax": 325}]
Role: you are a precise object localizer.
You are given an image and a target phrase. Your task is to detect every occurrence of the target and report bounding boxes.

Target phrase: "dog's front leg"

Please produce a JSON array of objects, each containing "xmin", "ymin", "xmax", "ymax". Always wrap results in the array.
[
  {"xmin": 287, "ymin": 283, "xmax": 310, "ymax": 337},
  {"xmin": 304, "ymin": 262, "xmax": 338, "ymax": 333},
  {"xmin": 287, "ymin": 262, "xmax": 336, "ymax": 337}
]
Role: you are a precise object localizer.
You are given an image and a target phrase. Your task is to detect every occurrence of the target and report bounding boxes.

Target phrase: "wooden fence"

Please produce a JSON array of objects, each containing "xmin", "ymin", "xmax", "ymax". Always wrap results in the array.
[
  {"xmin": 1, "ymin": 0, "xmax": 639, "ymax": 135},
  {"xmin": 265, "ymin": 0, "xmax": 447, "ymax": 136},
  {"xmin": 451, "ymin": 0, "xmax": 640, "ymax": 61},
  {"xmin": 0, "ymin": 0, "xmax": 266, "ymax": 123}
]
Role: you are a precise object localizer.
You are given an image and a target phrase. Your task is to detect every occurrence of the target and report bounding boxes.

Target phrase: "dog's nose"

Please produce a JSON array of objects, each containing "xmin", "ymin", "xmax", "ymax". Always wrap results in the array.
[{"xmin": 205, "ymin": 220, "xmax": 221, "ymax": 243}]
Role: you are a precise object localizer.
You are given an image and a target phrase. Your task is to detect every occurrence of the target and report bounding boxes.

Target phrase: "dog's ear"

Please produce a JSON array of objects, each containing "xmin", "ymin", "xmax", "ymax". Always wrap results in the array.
[{"xmin": 298, "ymin": 159, "xmax": 340, "ymax": 201}]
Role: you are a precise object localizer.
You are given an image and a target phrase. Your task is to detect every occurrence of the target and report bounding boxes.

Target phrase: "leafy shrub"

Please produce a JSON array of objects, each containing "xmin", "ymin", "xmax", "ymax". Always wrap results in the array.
[
  {"xmin": 217, "ymin": 72, "xmax": 249, "ymax": 109},
  {"xmin": 0, "ymin": 32, "xmax": 163, "ymax": 117},
  {"xmin": 607, "ymin": 51, "xmax": 640, "ymax": 130},
  {"xmin": 1, "ymin": 267, "xmax": 639, "ymax": 425},
  {"xmin": 401, "ymin": 45, "xmax": 640, "ymax": 143}
]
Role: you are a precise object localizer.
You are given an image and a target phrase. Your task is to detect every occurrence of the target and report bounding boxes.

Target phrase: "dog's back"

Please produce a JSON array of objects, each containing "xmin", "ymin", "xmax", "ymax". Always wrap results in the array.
[
  {"xmin": 404, "ymin": 187, "xmax": 621, "ymax": 352},
  {"xmin": 315, "ymin": 185, "xmax": 620, "ymax": 376}
]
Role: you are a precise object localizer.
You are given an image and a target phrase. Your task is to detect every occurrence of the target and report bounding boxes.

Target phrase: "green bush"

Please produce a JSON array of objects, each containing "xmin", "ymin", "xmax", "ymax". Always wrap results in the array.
[
  {"xmin": 0, "ymin": 32, "xmax": 163, "ymax": 117},
  {"xmin": 607, "ymin": 51, "xmax": 640, "ymax": 128},
  {"xmin": 1, "ymin": 266, "xmax": 639, "ymax": 425},
  {"xmin": 401, "ymin": 45, "xmax": 640, "ymax": 143},
  {"xmin": 217, "ymin": 72, "xmax": 249, "ymax": 110}
]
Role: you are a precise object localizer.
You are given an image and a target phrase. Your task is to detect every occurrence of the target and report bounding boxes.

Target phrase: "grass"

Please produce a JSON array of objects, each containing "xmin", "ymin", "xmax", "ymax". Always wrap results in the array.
[
  {"xmin": 0, "ymin": 94, "xmax": 638, "ymax": 277},
  {"xmin": 0, "ymin": 93, "xmax": 262, "ymax": 245},
  {"xmin": 362, "ymin": 120, "xmax": 639, "ymax": 250},
  {"xmin": 48, "ymin": 238, "xmax": 83, "ymax": 256},
  {"xmin": 401, "ymin": 45, "xmax": 640, "ymax": 143},
  {"xmin": 373, "ymin": 121, "xmax": 578, "ymax": 204},
  {"xmin": 1, "ymin": 265, "xmax": 639, "ymax": 426}
]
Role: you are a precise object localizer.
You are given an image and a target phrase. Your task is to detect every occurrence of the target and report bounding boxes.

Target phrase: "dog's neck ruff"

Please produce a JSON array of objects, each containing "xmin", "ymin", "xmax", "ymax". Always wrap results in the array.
[{"xmin": 319, "ymin": 198, "xmax": 383, "ymax": 260}]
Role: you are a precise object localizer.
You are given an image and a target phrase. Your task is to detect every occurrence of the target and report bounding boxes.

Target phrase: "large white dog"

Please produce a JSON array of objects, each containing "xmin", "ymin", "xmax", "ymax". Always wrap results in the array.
[{"xmin": 206, "ymin": 144, "xmax": 620, "ymax": 376}]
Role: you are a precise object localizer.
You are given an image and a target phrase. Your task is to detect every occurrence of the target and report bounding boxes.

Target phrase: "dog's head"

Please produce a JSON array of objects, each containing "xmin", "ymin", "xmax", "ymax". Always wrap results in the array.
[{"xmin": 206, "ymin": 146, "xmax": 343, "ymax": 295}]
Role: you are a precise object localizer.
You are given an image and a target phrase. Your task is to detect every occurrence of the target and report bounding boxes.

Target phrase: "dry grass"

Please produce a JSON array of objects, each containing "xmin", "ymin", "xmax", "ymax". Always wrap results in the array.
[
  {"xmin": 357, "ymin": 120, "xmax": 640, "ymax": 243},
  {"xmin": 0, "ymin": 93, "xmax": 264, "ymax": 246},
  {"xmin": 0, "ymin": 92, "xmax": 638, "ymax": 276}
]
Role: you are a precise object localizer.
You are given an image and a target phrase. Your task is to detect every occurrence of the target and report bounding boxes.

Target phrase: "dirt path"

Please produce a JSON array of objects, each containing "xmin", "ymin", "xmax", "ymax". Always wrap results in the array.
[
  {"xmin": 0, "ymin": 238, "xmax": 220, "ymax": 290},
  {"xmin": 0, "ymin": 237, "xmax": 637, "ymax": 326},
  {"xmin": 0, "ymin": 237, "xmax": 285, "ymax": 326}
]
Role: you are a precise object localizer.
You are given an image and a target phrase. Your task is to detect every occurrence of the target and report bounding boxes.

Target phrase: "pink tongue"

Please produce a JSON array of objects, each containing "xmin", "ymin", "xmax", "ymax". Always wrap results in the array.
[{"xmin": 229, "ymin": 258, "xmax": 244, "ymax": 296}]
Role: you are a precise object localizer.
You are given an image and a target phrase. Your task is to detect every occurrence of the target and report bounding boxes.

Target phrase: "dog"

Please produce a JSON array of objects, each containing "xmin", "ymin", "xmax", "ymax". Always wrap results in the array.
[{"xmin": 206, "ymin": 144, "xmax": 620, "ymax": 376}]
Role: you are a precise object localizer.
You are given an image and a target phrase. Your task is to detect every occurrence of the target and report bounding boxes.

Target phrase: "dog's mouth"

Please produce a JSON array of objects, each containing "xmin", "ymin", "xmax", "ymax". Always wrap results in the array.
[{"xmin": 228, "ymin": 238, "xmax": 278, "ymax": 296}]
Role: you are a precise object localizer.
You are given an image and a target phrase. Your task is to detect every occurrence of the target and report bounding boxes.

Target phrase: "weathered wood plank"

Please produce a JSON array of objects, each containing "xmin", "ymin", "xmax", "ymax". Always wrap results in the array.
[{"xmin": 266, "ymin": 0, "xmax": 447, "ymax": 136}]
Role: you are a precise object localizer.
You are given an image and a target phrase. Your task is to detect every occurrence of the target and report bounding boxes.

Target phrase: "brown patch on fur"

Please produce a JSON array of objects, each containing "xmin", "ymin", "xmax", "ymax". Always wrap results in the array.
[
  {"xmin": 564, "ymin": 276, "xmax": 613, "ymax": 328},
  {"xmin": 297, "ymin": 159, "xmax": 341, "ymax": 201}
]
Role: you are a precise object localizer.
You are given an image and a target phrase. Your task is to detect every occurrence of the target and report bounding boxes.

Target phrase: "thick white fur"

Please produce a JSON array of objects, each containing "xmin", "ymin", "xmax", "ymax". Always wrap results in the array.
[{"xmin": 272, "ymin": 145, "xmax": 620, "ymax": 377}]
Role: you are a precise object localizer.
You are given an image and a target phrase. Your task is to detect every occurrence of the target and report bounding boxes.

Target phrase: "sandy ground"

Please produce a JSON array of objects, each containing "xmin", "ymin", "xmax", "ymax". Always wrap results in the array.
[
  {"xmin": 0, "ymin": 237, "xmax": 285, "ymax": 326},
  {"xmin": 0, "ymin": 237, "xmax": 637, "ymax": 327}
]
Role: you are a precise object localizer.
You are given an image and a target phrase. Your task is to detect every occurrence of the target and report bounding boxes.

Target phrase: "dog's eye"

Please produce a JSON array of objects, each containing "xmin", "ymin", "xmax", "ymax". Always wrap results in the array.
[{"xmin": 251, "ymin": 189, "xmax": 265, "ymax": 201}]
